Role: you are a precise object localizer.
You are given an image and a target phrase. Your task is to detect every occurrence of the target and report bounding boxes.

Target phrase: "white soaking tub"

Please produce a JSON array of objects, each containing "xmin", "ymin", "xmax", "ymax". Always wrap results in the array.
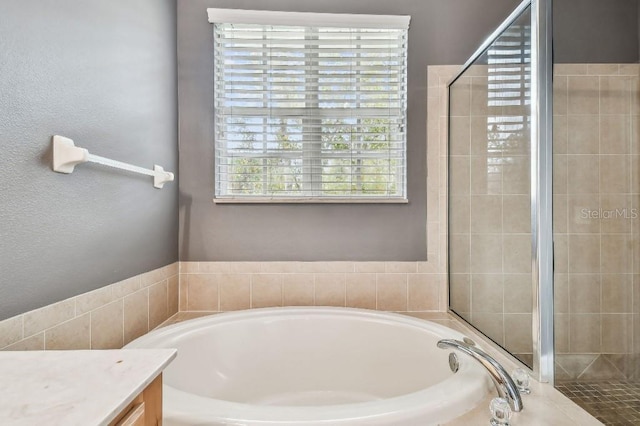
[{"xmin": 126, "ymin": 307, "xmax": 492, "ymax": 425}]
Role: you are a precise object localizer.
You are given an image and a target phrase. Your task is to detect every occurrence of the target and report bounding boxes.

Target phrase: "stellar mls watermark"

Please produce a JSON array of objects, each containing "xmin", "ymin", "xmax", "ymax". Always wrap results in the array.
[{"xmin": 581, "ymin": 208, "xmax": 638, "ymax": 219}]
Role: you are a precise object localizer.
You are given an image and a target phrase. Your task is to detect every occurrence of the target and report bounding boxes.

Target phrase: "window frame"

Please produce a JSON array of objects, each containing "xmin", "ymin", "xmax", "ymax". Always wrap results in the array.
[{"xmin": 208, "ymin": 9, "xmax": 411, "ymax": 203}]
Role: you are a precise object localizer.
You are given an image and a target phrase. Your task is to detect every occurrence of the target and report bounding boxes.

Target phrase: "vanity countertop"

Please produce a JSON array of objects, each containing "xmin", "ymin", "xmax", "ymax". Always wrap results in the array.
[{"xmin": 0, "ymin": 349, "xmax": 176, "ymax": 426}]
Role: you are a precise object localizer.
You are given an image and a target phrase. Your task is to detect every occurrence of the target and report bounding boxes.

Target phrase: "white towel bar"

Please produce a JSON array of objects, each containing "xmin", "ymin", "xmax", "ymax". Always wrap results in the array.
[{"xmin": 52, "ymin": 135, "xmax": 174, "ymax": 189}]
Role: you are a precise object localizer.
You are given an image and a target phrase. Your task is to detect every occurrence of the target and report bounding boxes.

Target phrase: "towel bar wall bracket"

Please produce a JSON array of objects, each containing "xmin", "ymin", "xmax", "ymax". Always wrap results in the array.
[{"xmin": 52, "ymin": 135, "xmax": 175, "ymax": 189}]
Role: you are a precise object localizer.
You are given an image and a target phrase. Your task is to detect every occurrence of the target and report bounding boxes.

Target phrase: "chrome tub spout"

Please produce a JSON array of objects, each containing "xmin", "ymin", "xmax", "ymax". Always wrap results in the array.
[{"xmin": 437, "ymin": 339, "xmax": 523, "ymax": 412}]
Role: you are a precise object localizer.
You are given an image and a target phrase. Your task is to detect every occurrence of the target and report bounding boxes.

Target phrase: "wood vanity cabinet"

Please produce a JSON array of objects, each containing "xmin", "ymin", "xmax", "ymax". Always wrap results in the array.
[{"xmin": 109, "ymin": 375, "xmax": 163, "ymax": 426}]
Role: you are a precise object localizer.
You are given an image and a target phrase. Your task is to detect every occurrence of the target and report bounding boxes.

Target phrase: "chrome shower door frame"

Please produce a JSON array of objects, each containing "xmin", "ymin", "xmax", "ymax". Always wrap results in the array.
[{"xmin": 446, "ymin": 0, "xmax": 554, "ymax": 383}]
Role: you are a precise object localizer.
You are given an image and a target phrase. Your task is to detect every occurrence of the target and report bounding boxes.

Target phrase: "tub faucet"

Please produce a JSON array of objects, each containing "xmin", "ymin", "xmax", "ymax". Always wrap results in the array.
[{"xmin": 437, "ymin": 339, "xmax": 523, "ymax": 412}]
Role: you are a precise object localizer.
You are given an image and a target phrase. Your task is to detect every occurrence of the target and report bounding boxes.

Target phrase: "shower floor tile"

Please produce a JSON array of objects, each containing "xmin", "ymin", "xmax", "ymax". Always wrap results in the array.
[{"xmin": 556, "ymin": 381, "xmax": 640, "ymax": 425}]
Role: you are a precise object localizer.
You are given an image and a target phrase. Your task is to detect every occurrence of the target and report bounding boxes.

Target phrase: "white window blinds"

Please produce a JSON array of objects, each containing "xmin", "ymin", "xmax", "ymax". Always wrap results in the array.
[{"xmin": 209, "ymin": 9, "xmax": 410, "ymax": 201}]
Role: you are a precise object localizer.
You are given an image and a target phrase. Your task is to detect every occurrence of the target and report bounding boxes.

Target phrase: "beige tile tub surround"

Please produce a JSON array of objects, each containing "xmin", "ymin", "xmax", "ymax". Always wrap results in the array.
[
  {"xmin": 553, "ymin": 63, "xmax": 640, "ymax": 381},
  {"xmin": 0, "ymin": 263, "xmax": 179, "ymax": 351},
  {"xmin": 179, "ymin": 262, "xmax": 446, "ymax": 313}
]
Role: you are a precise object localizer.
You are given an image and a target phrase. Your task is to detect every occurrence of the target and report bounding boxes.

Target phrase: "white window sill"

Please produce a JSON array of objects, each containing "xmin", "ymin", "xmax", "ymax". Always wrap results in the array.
[{"xmin": 213, "ymin": 197, "xmax": 409, "ymax": 204}]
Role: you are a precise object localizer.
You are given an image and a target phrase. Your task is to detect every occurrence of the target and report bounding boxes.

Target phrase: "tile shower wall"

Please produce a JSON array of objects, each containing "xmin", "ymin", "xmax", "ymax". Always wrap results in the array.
[
  {"xmin": 179, "ymin": 262, "xmax": 446, "ymax": 313},
  {"xmin": 553, "ymin": 63, "xmax": 640, "ymax": 381},
  {"xmin": 435, "ymin": 64, "xmax": 534, "ymax": 364},
  {"xmin": 0, "ymin": 263, "xmax": 178, "ymax": 351}
]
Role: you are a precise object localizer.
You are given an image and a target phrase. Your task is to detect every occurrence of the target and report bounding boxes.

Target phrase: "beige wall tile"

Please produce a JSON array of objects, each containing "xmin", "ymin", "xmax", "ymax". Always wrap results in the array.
[
  {"xmin": 470, "ymin": 116, "xmax": 491, "ymax": 156},
  {"xmin": 450, "ymin": 77, "xmax": 471, "ymax": 116},
  {"xmin": 179, "ymin": 275, "xmax": 188, "ymax": 311},
  {"xmin": 75, "ymin": 285, "xmax": 114, "ymax": 316},
  {"xmin": 149, "ymin": 281, "xmax": 168, "ymax": 330},
  {"xmin": 417, "ymin": 261, "xmax": 439, "ymax": 274},
  {"xmin": 353, "ymin": 262, "xmax": 386, "ymax": 273},
  {"xmin": 140, "ymin": 266, "xmax": 166, "ymax": 287},
  {"xmin": 376, "ymin": 274, "xmax": 407, "ymax": 311},
  {"xmin": 569, "ymin": 234, "xmax": 600, "ymax": 273},
  {"xmin": 554, "ymin": 273, "xmax": 569, "ymax": 314},
  {"xmin": 124, "ymin": 289, "xmax": 149, "ymax": 345},
  {"xmin": 407, "ymin": 274, "xmax": 439, "ymax": 311},
  {"xmin": 449, "ymin": 156, "xmax": 470, "ymax": 196},
  {"xmin": 553, "ymin": 195, "xmax": 568, "ymax": 233},
  {"xmin": 600, "ymin": 76, "xmax": 631, "ymax": 115},
  {"xmin": 602, "ymin": 277, "xmax": 633, "ymax": 312},
  {"xmin": 2, "ymin": 333, "xmax": 44, "ymax": 351},
  {"xmin": 600, "ymin": 194, "xmax": 632, "ymax": 233},
  {"xmin": 587, "ymin": 64, "xmax": 619, "ymax": 75},
  {"xmin": 567, "ymin": 195, "xmax": 601, "ymax": 234},
  {"xmin": 449, "ymin": 196, "xmax": 470, "ymax": 235},
  {"xmin": 112, "ymin": 276, "xmax": 141, "ymax": 299},
  {"xmin": 503, "ymin": 274, "xmax": 532, "ymax": 314},
  {"xmin": 472, "ymin": 313, "xmax": 504, "ymax": 345},
  {"xmin": 164, "ymin": 262, "xmax": 179, "ymax": 277},
  {"xmin": 470, "ymin": 234, "xmax": 502, "ymax": 273},
  {"xmin": 502, "ymin": 155, "xmax": 530, "ymax": 195},
  {"xmin": 503, "ymin": 234, "xmax": 532, "ymax": 274},
  {"xmin": 619, "ymin": 64, "xmax": 640, "ymax": 76},
  {"xmin": 449, "ymin": 274, "xmax": 470, "ymax": 315},
  {"xmin": 186, "ymin": 274, "xmax": 219, "ymax": 311},
  {"xmin": 385, "ymin": 262, "xmax": 417, "ymax": 273},
  {"xmin": 555, "ymin": 64, "xmax": 588, "ymax": 76},
  {"xmin": 601, "ymin": 234, "xmax": 633, "ymax": 273},
  {"xmin": 567, "ymin": 115, "xmax": 599, "ymax": 154},
  {"xmin": 168, "ymin": 275, "xmax": 179, "ymax": 316},
  {"xmin": 554, "ymin": 234, "xmax": 569, "ymax": 273},
  {"xmin": 199, "ymin": 262, "xmax": 231, "ymax": 273},
  {"xmin": 567, "ymin": 155, "xmax": 599, "ymax": 194},
  {"xmin": 90, "ymin": 300, "xmax": 124, "ymax": 350},
  {"xmin": 314, "ymin": 273, "xmax": 346, "ymax": 307},
  {"xmin": 569, "ymin": 314, "xmax": 601, "ymax": 353},
  {"xmin": 345, "ymin": 273, "xmax": 376, "ymax": 309},
  {"xmin": 633, "ymin": 155, "xmax": 640, "ymax": 193},
  {"xmin": 470, "ymin": 76, "xmax": 489, "ymax": 116},
  {"xmin": 219, "ymin": 274, "xmax": 251, "ymax": 311},
  {"xmin": 569, "ymin": 274, "xmax": 601, "ymax": 313},
  {"xmin": 600, "ymin": 115, "xmax": 631, "ymax": 154},
  {"xmin": 470, "ymin": 274, "xmax": 503, "ymax": 314},
  {"xmin": 601, "ymin": 155, "xmax": 630, "ymax": 194},
  {"xmin": 298, "ymin": 262, "xmax": 354, "ymax": 273},
  {"xmin": 553, "ymin": 115, "xmax": 568, "ymax": 154},
  {"xmin": 251, "ymin": 274, "xmax": 283, "ymax": 308},
  {"xmin": 503, "ymin": 195, "xmax": 531, "ymax": 233},
  {"xmin": 504, "ymin": 313, "xmax": 533, "ymax": 354},
  {"xmin": 555, "ymin": 314, "xmax": 569, "ymax": 354},
  {"xmin": 553, "ymin": 155, "xmax": 568, "ymax": 194},
  {"xmin": 45, "ymin": 314, "xmax": 90, "ymax": 350},
  {"xmin": 283, "ymin": 274, "xmax": 314, "ymax": 306},
  {"xmin": 0, "ymin": 316, "xmax": 23, "ymax": 349},
  {"xmin": 470, "ymin": 195, "xmax": 502, "ymax": 233},
  {"xmin": 23, "ymin": 298, "xmax": 75, "ymax": 337},
  {"xmin": 180, "ymin": 262, "xmax": 200, "ymax": 273},
  {"xmin": 260, "ymin": 262, "xmax": 300, "ymax": 273},
  {"xmin": 449, "ymin": 116, "xmax": 470, "ymax": 155},
  {"xmin": 567, "ymin": 76, "xmax": 599, "ymax": 115},
  {"xmin": 449, "ymin": 234, "xmax": 471, "ymax": 274},
  {"xmin": 601, "ymin": 314, "xmax": 632, "ymax": 353},
  {"xmin": 553, "ymin": 76, "xmax": 568, "ymax": 115}
]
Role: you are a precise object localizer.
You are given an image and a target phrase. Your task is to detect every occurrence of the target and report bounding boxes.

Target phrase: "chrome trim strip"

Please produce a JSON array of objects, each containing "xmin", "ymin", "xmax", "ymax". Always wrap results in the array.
[
  {"xmin": 447, "ymin": 0, "xmax": 533, "ymax": 87},
  {"xmin": 530, "ymin": 0, "xmax": 554, "ymax": 384}
]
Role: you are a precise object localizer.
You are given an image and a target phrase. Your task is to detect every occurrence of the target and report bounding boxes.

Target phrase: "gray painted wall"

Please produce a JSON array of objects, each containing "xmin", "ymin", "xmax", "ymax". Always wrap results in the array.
[
  {"xmin": 0, "ymin": 0, "xmax": 178, "ymax": 320},
  {"xmin": 177, "ymin": 0, "xmax": 522, "ymax": 261},
  {"xmin": 554, "ymin": 0, "xmax": 639, "ymax": 63}
]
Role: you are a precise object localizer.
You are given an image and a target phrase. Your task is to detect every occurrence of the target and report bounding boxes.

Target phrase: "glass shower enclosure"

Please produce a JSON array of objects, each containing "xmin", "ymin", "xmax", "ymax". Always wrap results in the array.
[
  {"xmin": 447, "ymin": 0, "xmax": 553, "ymax": 382},
  {"xmin": 448, "ymin": 0, "xmax": 640, "ymax": 422}
]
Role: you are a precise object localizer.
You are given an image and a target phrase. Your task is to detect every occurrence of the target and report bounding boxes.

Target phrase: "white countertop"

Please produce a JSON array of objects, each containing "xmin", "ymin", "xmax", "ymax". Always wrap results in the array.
[{"xmin": 0, "ymin": 349, "xmax": 177, "ymax": 426}]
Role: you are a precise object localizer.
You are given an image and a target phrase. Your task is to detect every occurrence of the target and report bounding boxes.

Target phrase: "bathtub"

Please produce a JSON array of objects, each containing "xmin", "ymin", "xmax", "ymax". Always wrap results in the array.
[{"xmin": 125, "ymin": 307, "xmax": 492, "ymax": 425}]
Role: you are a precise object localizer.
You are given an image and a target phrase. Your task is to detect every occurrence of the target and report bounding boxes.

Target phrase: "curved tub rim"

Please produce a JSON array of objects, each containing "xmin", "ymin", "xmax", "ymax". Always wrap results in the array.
[{"xmin": 126, "ymin": 306, "xmax": 492, "ymax": 424}]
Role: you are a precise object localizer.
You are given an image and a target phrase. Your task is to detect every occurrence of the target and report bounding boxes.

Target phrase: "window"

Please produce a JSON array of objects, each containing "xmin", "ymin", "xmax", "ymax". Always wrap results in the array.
[{"xmin": 208, "ymin": 9, "xmax": 410, "ymax": 202}]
